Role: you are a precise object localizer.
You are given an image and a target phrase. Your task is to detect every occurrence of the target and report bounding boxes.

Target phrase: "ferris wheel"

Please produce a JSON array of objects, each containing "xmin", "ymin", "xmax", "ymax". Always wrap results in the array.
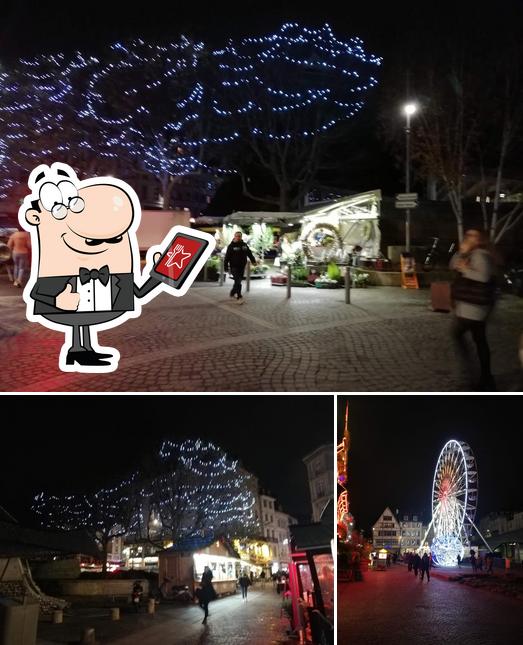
[{"xmin": 430, "ymin": 440, "xmax": 478, "ymax": 567}]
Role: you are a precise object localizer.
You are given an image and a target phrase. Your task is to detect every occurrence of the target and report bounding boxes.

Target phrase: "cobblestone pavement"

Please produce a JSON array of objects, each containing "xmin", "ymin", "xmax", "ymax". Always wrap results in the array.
[
  {"xmin": 339, "ymin": 565, "xmax": 523, "ymax": 645},
  {"xmin": 37, "ymin": 587, "xmax": 291, "ymax": 644},
  {"xmin": 1, "ymin": 277, "xmax": 521, "ymax": 391}
]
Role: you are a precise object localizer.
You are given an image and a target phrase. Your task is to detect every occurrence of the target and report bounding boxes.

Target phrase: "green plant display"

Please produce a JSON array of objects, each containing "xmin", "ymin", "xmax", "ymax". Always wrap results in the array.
[
  {"xmin": 251, "ymin": 264, "xmax": 269, "ymax": 275},
  {"xmin": 249, "ymin": 223, "xmax": 274, "ymax": 257},
  {"xmin": 327, "ymin": 262, "xmax": 341, "ymax": 281},
  {"xmin": 352, "ymin": 272, "xmax": 370, "ymax": 286},
  {"xmin": 291, "ymin": 266, "xmax": 309, "ymax": 281}
]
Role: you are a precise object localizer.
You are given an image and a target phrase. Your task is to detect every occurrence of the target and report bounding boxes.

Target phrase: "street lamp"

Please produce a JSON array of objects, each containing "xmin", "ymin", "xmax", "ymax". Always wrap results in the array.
[{"xmin": 403, "ymin": 102, "xmax": 418, "ymax": 252}]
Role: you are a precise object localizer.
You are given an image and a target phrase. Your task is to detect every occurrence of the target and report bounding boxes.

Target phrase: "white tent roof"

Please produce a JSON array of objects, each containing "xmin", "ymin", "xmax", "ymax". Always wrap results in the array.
[
  {"xmin": 222, "ymin": 189, "xmax": 381, "ymax": 225},
  {"xmin": 223, "ymin": 211, "xmax": 302, "ymax": 225}
]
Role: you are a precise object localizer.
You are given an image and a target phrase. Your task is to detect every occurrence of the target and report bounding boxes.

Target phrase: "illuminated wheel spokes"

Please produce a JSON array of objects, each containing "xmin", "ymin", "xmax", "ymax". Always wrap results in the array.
[{"xmin": 431, "ymin": 440, "xmax": 478, "ymax": 567}]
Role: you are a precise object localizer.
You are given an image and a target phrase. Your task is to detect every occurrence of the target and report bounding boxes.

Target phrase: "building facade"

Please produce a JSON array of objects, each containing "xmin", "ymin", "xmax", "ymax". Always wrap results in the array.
[
  {"xmin": 258, "ymin": 492, "xmax": 296, "ymax": 572},
  {"xmin": 399, "ymin": 514, "xmax": 427, "ymax": 553},
  {"xmin": 480, "ymin": 511, "xmax": 523, "ymax": 538},
  {"xmin": 303, "ymin": 444, "xmax": 334, "ymax": 522},
  {"xmin": 136, "ymin": 170, "xmax": 220, "ymax": 217},
  {"xmin": 372, "ymin": 507, "xmax": 402, "ymax": 553}
]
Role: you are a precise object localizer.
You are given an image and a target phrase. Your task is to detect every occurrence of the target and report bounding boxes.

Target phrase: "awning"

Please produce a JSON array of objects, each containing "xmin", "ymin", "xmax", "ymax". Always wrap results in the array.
[{"xmin": 222, "ymin": 211, "xmax": 303, "ymax": 225}]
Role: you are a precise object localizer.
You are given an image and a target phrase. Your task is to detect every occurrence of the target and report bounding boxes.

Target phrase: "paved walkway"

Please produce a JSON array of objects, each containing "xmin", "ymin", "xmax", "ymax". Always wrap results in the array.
[
  {"xmin": 1, "ymin": 277, "xmax": 521, "ymax": 391},
  {"xmin": 37, "ymin": 587, "xmax": 291, "ymax": 644},
  {"xmin": 339, "ymin": 565, "xmax": 523, "ymax": 644}
]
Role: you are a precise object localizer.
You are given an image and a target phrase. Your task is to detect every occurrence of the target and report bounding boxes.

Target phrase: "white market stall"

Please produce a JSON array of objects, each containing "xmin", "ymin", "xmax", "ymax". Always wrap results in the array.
[{"xmin": 223, "ymin": 190, "xmax": 382, "ymax": 264}]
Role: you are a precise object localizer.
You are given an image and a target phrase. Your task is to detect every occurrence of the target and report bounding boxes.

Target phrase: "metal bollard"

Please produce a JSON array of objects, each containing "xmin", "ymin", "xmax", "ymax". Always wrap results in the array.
[
  {"xmin": 52, "ymin": 609, "xmax": 63, "ymax": 624},
  {"xmin": 287, "ymin": 264, "xmax": 292, "ymax": 299},
  {"xmin": 219, "ymin": 256, "xmax": 224, "ymax": 286},
  {"xmin": 246, "ymin": 262, "xmax": 251, "ymax": 292},
  {"xmin": 345, "ymin": 267, "xmax": 351, "ymax": 304},
  {"xmin": 111, "ymin": 607, "xmax": 120, "ymax": 621},
  {"xmin": 81, "ymin": 627, "xmax": 96, "ymax": 644}
]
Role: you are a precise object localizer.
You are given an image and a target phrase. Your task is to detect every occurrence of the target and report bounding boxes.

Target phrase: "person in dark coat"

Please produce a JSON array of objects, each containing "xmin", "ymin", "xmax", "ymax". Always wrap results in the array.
[
  {"xmin": 413, "ymin": 553, "xmax": 421, "ymax": 577},
  {"xmin": 238, "ymin": 570, "xmax": 251, "ymax": 600},
  {"xmin": 196, "ymin": 566, "xmax": 216, "ymax": 624},
  {"xmin": 407, "ymin": 552, "xmax": 413, "ymax": 572},
  {"xmin": 420, "ymin": 553, "xmax": 430, "ymax": 582},
  {"xmin": 224, "ymin": 231, "xmax": 257, "ymax": 304}
]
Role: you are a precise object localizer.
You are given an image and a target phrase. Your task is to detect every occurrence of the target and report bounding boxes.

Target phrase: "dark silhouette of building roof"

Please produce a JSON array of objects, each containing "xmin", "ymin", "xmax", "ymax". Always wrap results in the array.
[{"xmin": 0, "ymin": 506, "xmax": 98, "ymax": 559}]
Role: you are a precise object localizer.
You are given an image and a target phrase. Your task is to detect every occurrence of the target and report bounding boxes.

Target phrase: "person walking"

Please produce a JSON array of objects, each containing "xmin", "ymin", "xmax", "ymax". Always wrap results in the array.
[
  {"xmin": 485, "ymin": 552, "xmax": 494, "ymax": 574},
  {"xmin": 197, "ymin": 565, "xmax": 217, "ymax": 624},
  {"xmin": 413, "ymin": 553, "xmax": 421, "ymax": 578},
  {"xmin": 131, "ymin": 580, "xmax": 144, "ymax": 613},
  {"xmin": 407, "ymin": 552, "xmax": 413, "ymax": 572},
  {"xmin": 7, "ymin": 228, "xmax": 31, "ymax": 287},
  {"xmin": 419, "ymin": 553, "xmax": 431, "ymax": 582},
  {"xmin": 224, "ymin": 231, "xmax": 257, "ymax": 304},
  {"xmin": 457, "ymin": 554, "xmax": 462, "ymax": 568},
  {"xmin": 470, "ymin": 549, "xmax": 477, "ymax": 573},
  {"xmin": 450, "ymin": 229, "xmax": 497, "ymax": 391},
  {"xmin": 239, "ymin": 570, "xmax": 251, "ymax": 601},
  {"xmin": 477, "ymin": 554, "xmax": 483, "ymax": 572}
]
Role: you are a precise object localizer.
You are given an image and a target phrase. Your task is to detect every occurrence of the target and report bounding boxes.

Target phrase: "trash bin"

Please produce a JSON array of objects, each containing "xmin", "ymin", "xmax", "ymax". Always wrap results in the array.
[
  {"xmin": 0, "ymin": 598, "xmax": 39, "ymax": 645},
  {"xmin": 430, "ymin": 281, "xmax": 452, "ymax": 312}
]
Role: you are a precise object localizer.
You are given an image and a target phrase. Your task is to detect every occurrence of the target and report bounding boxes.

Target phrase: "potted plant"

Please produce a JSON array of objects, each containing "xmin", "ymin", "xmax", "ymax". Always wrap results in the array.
[
  {"xmin": 197, "ymin": 255, "xmax": 221, "ymax": 282},
  {"xmin": 314, "ymin": 262, "xmax": 343, "ymax": 289},
  {"xmin": 291, "ymin": 265, "xmax": 311, "ymax": 286},
  {"xmin": 251, "ymin": 263, "xmax": 269, "ymax": 278},
  {"xmin": 352, "ymin": 272, "xmax": 370, "ymax": 288}
]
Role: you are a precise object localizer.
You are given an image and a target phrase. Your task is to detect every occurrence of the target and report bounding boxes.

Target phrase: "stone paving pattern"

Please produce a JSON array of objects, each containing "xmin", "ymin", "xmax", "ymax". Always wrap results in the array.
[
  {"xmin": 1, "ymin": 278, "xmax": 521, "ymax": 391},
  {"xmin": 37, "ymin": 587, "xmax": 291, "ymax": 644},
  {"xmin": 339, "ymin": 565, "xmax": 523, "ymax": 645}
]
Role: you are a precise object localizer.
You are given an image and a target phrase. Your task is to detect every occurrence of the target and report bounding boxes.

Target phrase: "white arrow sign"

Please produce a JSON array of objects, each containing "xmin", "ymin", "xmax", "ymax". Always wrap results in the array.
[
  {"xmin": 396, "ymin": 192, "xmax": 418, "ymax": 201},
  {"xmin": 395, "ymin": 201, "xmax": 418, "ymax": 209}
]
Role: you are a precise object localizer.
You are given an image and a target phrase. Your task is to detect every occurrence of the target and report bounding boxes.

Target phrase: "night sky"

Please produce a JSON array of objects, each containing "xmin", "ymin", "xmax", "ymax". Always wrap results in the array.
[
  {"xmin": 2, "ymin": 0, "xmax": 520, "ymax": 59},
  {"xmin": 2, "ymin": 0, "xmax": 521, "ymax": 210},
  {"xmin": 337, "ymin": 396, "xmax": 523, "ymax": 536},
  {"xmin": 0, "ymin": 395, "xmax": 332, "ymax": 527}
]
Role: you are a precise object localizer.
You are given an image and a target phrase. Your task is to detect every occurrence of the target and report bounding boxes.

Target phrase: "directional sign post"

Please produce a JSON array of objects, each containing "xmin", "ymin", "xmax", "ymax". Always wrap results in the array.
[{"xmin": 395, "ymin": 193, "xmax": 418, "ymax": 252}]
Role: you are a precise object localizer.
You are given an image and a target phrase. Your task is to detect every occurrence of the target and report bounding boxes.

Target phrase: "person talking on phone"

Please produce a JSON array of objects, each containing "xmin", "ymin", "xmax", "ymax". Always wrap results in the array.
[{"xmin": 224, "ymin": 231, "xmax": 257, "ymax": 304}]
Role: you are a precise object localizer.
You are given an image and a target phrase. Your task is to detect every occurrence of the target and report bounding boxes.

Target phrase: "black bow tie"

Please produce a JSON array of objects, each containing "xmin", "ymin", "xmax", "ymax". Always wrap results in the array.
[{"xmin": 79, "ymin": 265, "xmax": 110, "ymax": 286}]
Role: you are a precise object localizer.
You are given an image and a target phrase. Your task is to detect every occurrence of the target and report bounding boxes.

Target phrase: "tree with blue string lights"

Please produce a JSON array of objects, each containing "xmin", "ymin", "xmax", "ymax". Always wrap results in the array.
[
  {"xmin": 0, "ymin": 23, "xmax": 380, "ymax": 212},
  {"xmin": 145, "ymin": 438, "xmax": 258, "ymax": 546},
  {"xmin": 32, "ymin": 474, "xmax": 144, "ymax": 576},
  {"xmin": 208, "ymin": 23, "xmax": 381, "ymax": 210},
  {"xmin": 32, "ymin": 439, "xmax": 257, "ymax": 570}
]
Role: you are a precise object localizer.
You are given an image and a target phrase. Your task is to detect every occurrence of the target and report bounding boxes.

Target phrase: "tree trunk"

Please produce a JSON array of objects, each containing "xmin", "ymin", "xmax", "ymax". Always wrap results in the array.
[
  {"xmin": 278, "ymin": 184, "xmax": 292, "ymax": 212},
  {"xmin": 101, "ymin": 539, "xmax": 109, "ymax": 577}
]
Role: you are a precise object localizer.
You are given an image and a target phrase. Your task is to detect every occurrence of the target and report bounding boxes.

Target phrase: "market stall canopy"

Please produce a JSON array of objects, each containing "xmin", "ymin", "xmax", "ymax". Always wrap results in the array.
[
  {"xmin": 222, "ymin": 211, "xmax": 303, "ymax": 226},
  {"xmin": 302, "ymin": 190, "xmax": 381, "ymax": 222},
  {"xmin": 223, "ymin": 190, "xmax": 381, "ymax": 227}
]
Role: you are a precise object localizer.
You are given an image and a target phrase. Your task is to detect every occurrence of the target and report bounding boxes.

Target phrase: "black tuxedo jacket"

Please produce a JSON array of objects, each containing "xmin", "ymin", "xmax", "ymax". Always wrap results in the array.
[{"xmin": 30, "ymin": 273, "xmax": 160, "ymax": 315}]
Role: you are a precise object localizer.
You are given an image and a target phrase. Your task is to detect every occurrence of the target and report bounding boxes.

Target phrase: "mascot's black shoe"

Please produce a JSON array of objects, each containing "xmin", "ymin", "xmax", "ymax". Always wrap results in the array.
[{"xmin": 66, "ymin": 351, "xmax": 112, "ymax": 366}]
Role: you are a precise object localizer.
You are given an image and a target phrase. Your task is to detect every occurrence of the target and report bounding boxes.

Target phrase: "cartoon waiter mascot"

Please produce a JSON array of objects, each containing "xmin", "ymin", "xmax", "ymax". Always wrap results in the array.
[{"xmin": 19, "ymin": 162, "xmax": 214, "ymax": 373}]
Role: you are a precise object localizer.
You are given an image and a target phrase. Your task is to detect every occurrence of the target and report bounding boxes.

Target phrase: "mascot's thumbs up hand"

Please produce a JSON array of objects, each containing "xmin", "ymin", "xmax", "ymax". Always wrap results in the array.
[{"xmin": 56, "ymin": 283, "xmax": 80, "ymax": 311}]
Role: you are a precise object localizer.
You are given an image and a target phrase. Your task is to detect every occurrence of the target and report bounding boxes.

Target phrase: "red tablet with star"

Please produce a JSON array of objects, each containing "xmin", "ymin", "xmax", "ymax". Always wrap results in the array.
[{"xmin": 151, "ymin": 232, "xmax": 210, "ymax": 289}]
